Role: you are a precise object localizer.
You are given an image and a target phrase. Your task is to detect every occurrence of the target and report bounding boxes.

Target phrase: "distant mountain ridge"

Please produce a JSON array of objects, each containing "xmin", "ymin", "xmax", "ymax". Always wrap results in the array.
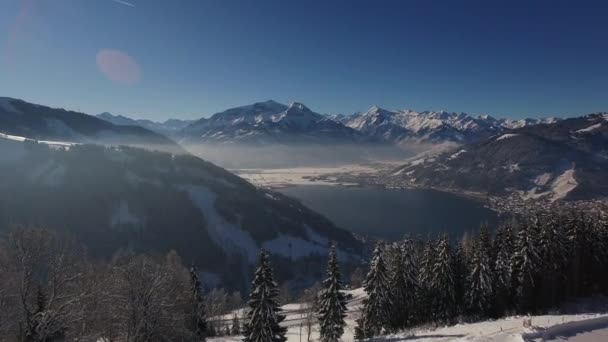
[
  {"xmin": 179, "ymin": 100, "xmax": 368, "ymax": 145},
  {"xmin": 392, "ymin": 113, "xmax": 608, "ymax": 201},
  {"xmin": 335, "ymin": 106, "xmax": 561, "ymax": 144},
  {"xmin": 97, "ymin": 112, "xmax": 194, "ymax": 136},
  {"xmin": 0, "ymin": 97, "xmax": 183, "ymax": 153}
]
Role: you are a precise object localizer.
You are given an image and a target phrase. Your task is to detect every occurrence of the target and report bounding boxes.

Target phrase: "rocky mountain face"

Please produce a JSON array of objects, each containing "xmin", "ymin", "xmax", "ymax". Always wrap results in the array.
[
  {"xmin": 337, "ymin": 106, "xmax": 561, "ymax": 144},
  {"xmin": 392, "ymin": 113, "xmax": 608, "ymax": 201},
  {"xmin": 0, "ymin": 97, "xmax": 183, "ymax": 153},
  {"xmin": 179, "ymin": 101, "xmax": 367, "ymax": 145},
  {"xmin": 0, "ymin": 135, "xmax": 363, "ymax": 291},
  {"xmin": 97, "ymin": 112, "xmax": 194, "ymax": 136}
]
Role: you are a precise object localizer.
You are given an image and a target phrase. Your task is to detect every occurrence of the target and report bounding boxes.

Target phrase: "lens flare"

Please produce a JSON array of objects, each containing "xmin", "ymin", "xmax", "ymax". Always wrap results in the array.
[{"xmin": 96, "ymin": 49, "xmax": 142, "ymax": 85}]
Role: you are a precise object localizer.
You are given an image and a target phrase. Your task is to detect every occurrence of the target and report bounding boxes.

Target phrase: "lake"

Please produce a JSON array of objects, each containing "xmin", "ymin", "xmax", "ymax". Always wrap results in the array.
[{"xmin": 278, "ymin": 185, "xmax": 498, "ymax": 240}]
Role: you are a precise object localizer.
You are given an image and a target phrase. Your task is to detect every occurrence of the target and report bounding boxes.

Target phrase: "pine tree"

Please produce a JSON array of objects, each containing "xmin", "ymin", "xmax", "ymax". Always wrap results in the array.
[
  {"xmin": 388, "ymin": 242, "xmax": 408, "ymax": 330},
  {"xmin": 356, "ymin": 243, "xmax": 391, "ymax": 338},
  {"xmin": 232, "ymin": 313, "xmax": 241, "ymax": 336},
  {"xmin": 452, "ymin": 241, "xmax": 469, "ymax": 316},
  {"xmin": 537, "ymin": 213, "xmax": 568, "ymax": 308},
  {"xmin": 431, "ymin": 235, "xmax": 456, "ymax": 323},
  {"xmin": 418, "ymin": 238, "xmax": 436, "ymax": 322},
  {"xmin": 190, "ymin": 264, "xmax": 208, "ymax": 341},
  {"xmin": 243, "ymin": 250, "xmax": 287, "ymax": 342},
  {"xmin": 493, "ymin": 223, "xmax": 515, "ymax": 315},
  {"xmin": 317, "ymin": 244, "xmax": 347, "ymax": 342},
  {"xmin": 512, "ymin": 219, "xmax": 541, "ymax": 314},
  {"xmin": 396, "ymin": 238, "xmax": 419, "ymax": 327},
  {"xmin": 466, "ymin": 233, "xmax": 494, "ymax": 318}
]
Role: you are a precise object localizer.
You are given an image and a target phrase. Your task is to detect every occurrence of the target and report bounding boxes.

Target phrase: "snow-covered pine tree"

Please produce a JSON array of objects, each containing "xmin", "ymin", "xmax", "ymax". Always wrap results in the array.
[
  {"xmin": 401, "ymin": 237, "xmax": 420, "ymax": 327},
  {"xmin": 317, "ymin": 244, "xmax": 347, "ymax": 342},
  {"xmin": 243, "ymin": 249, "xmax": 287, "ymax": 342},
  {"xmin": 388, "ymin": 242, "xmax": 408, "ymax": 330},
  {"xmin": 493, "ymin": 223, "xmax": 515, "ymax": 315},
  {"xmin": 431, "ymin": 235, "xmax": 456, "ymax": 323},
  {"xmin": 190, "ymin": 264, "xmax": 208, "ymax": 341},
  {"xmin": 357, "ymin": 243, "xmax": 391, "ymax": 337},
  {"xmin": 232, "ymin": 313, "xmax": 241, "ymax": 336},
  {"xmin": 537, "ymin": 212, "xmax": 568, "ymax": 308},
  {"xmin": 418, "ymin": 238, "xmax": 436, "ymax": 322},
  {"xmin": 466, "ymin": 231, "xmax": 494, "ymax": 318},
  {"xmin": 452, "ymin": 240, "xmax": 469, "ymax": 316},
  {"xmin": 511, "ymin": 218, "xmax": 541, "ymax": 314}
]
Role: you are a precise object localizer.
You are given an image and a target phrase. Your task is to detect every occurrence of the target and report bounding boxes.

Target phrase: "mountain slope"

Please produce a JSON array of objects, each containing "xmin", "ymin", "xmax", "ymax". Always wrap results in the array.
[
  {"xmin": 179, "ymin": 101, "xmax": 367, "ymax": 145},
  {"xmin": 392, "ymin": 113, "xmax": 608, "ymax": 201},
  {"xmin": 0, "ymin": 135, "xmax": 363, "ymax": 290},
  {"xmin": 0, "ymin": 97, "xmax": 182, "ymax": 153},
  {"xmin": 97, "ymin": 112, "xmax": 194, "ymax": 136},
  {"xmin": 340, "ymin": 106, "xmax": 560, "ymax": 144}
]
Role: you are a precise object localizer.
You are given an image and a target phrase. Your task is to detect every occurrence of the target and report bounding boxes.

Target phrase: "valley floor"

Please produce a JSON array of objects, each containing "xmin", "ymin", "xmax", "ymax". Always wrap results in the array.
[{"xmin": 209, "ymin": 289, "xmax": 608, "ymax": 342}]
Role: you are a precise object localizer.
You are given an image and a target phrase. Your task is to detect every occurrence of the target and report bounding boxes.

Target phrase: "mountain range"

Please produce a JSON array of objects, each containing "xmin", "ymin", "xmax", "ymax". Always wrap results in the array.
[
  {"xmin": 97, "ymin": 112, "xmax": 194, "ymax": 136},
  {"xmin": 0, "ymin": 97, "xmax": 183, "ymax": 153},
  {"xmin": 178, "ymin": 100, "xmax": 367, "ymax": 145},
  {"xmin": 392, "ymin": 113, "xmax": 608, "ymax": 201},
  {"xmin": 96, "ymin": 99, "xmax": 560, "ymax": 146},
  {"xmin": 334, "ymin": 106, "xmax": 560, "ymax": 144}
]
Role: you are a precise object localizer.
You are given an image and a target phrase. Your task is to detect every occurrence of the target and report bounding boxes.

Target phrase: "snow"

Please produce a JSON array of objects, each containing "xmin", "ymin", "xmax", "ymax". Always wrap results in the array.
[
  {"xmin": 234, "ymin": 165, "xmax": 375, "ymax": 188},
  {"xmin": 0, "ymin": 132, "xmax": 27, "ymax": 142},
  {"xmin": 534, "ymin": 173, "xmax": 552, "ymax": 186},
  {"xmin": 522, "ymin": 316, "xmax": 608, "ymax": 341},
  {"xmin": 496, "ymin": 133, "xmax": 519, "ymax": 141},
  {"xmin": 448, "ymin": 149, "xmax": 467, "ymax": 160},
  {"xmin": 210, "ymin": 288, "xmax": 608, "ymax": 342},
  {"xmin": 575, "ymin": 123, "xmax": 602, "ymax": 133},
  {"xmin": 110, "ymin": 200, "xmax": 142, "ymax": 227},
  {"xmin": 506, "ymin": 163, "xmax": 520, "ymax": 172},
  {"xmin": 183, "ymin": 185, "xmax": 259, "ymax": 262},
  {"xmin": 551, "ymin": 167, "xmax": 577, "ymax": 201},
  {"xmin": 520, "ymin": 166, "xmax": 577, "ymax": 201}
]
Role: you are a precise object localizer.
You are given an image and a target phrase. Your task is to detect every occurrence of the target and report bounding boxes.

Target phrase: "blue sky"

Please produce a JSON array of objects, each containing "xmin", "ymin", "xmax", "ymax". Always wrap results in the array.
[{"xmin": 1, "ymin": 0, "xmax": 608, "ymax": 121}]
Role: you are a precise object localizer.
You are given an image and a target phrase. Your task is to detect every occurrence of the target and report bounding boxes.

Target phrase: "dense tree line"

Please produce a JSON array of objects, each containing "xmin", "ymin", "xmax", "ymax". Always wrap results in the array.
[{"xmin": 354, "ymin": 209, "xmax": 608, "ymax": 338}]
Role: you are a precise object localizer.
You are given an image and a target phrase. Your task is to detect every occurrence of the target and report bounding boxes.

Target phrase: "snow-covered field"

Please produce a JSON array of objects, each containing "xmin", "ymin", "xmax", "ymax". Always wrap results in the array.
[
  {"xmin": 232, "ymin": 165, "xmax": 381, "ymax": 188},
  {"xmin": 210, "ymin": 289, "xmax": 608, "ymax": 342}
]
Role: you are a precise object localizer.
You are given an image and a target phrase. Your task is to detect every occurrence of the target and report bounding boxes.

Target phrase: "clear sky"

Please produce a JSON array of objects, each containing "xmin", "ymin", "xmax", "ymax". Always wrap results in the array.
[{"xmin": 1, "ymin": 0, "xmax": 608, "ymax": 121}]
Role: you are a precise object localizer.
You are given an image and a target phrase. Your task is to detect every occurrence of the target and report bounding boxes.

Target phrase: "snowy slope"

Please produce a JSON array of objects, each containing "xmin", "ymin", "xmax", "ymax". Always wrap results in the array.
[
  {"xmin": 211, "ymin": 289, "xmax": 608, "ymax": 342},
  {"xmin": 0, "ymin": 97, "xmax": 183, "ymax": 153},
  {"xmin": 393, "ymin": 113, "xmax": 608, "ymax": 200}
]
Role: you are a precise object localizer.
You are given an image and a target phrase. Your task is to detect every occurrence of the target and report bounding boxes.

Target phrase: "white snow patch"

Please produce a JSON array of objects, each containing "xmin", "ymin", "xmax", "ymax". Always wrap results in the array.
[
  {"xmin": 496, "ymin": 133, "xmax": 519, "ymax": 141},
  {"xmin": 505, "ymin": 163, "xmax": 520, "ymax": 172},
  {"xmin": 183, "ymin": 185, "xmax": 259, "ymax": 262},
  {"xmin": 551, "ymin": 167, "xmax": 577, "ymax": 201},
  {"xmin": 576, "ymin": 123, "xmax": 602, "ymax": 133},
  {"xmin": 523, "ymin": 315, "xmax": 608, "ymax": 341},
  {"xmin": 448, "ymin": 149, "xmax": 467, "ymax": 160},
  {"xmin": 0, "ymin": 132, "xmax": 27, "ymax": 142},
  {"xmin": 110, "ymin": 200, "xmax": 142, "ymax": 227},
  {"xmin": 534, "ymin": 173, "xmax": 552, "ymax": 186}
]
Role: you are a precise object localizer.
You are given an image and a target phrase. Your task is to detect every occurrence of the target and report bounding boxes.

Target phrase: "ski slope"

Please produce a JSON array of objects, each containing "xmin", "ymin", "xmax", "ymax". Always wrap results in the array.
[{"xmin": 209, "ymin": 289, "xmax": 608, "ymax": 342}]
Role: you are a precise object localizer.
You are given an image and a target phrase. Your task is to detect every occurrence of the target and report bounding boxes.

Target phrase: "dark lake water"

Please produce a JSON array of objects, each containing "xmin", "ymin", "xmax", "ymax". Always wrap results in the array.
[{"xmin": 278, "ymin": 185, "xmax": 498, "ymax": 240}]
